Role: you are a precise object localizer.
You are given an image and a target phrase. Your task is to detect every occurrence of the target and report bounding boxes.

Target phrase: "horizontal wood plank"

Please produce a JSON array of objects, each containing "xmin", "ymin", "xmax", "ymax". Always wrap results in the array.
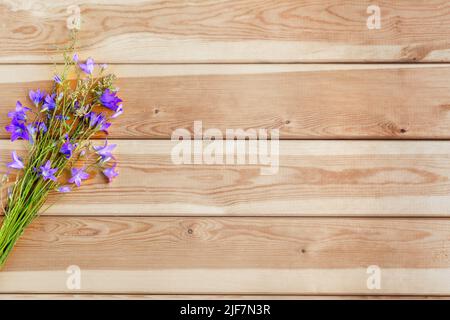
[
  {"xmin": 1, "ymin": 217, "xmax": 450, "ymax": 294},
  {"xmin": 1, "ymin": 64, "xmax": 450, "ymax": 139},
  {"xmin": 1, "ymin": 0, "xmax": 449, "ymax": 62},
  {"xmin": 4, "ymin": 269, "xmax": 450, "ymax": 295},
  {"xmin": 1, "ymin": 140, "xmax": 450, "ymax": 216}
]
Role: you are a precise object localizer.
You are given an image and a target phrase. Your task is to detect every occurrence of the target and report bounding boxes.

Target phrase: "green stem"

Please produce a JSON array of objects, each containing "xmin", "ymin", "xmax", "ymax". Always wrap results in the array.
[{"xmin": 0, "ymin": 198, "xmax": 43, "ymax": 268}]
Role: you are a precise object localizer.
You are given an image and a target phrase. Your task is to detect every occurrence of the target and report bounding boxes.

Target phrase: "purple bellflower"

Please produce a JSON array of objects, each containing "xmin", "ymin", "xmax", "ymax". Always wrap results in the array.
[
  {"xmin": 5, "ymin": 118, "xmax": 30, "ymax": 142},
  {"xmin": 57, "ymin": 185, "xmax": 71, "ymax": 193},
  {"xmin": 34, "ymin": 121, "xmax": 48, "ymax": 133},
  {"xmin": 93, "ymin": 140, "xmax": 116, "ymax": 162},
  {"xmin": 111, "ymin": 104, "xmax": 123, "ymax": 118},
  {"xmin": 39, "ymin": 160, "xmax": 57, "ymax": 181},
  {"xmin": 103, "ymin": 164, "xmax": 118, "ymax": 182},
  {"xmin": 27, "ymin": 121, "xmax": 47, "ymax": 135},
  {"xmin": 69, "ymin": 167, "xmax": 89, "ymax": 187},
  {"xmin": 85, "ymin": 112, "xmax": 110, "ymax": 132},
  {"xmin": 99, "ymin": 89, "xmax": 122, "ymax": 112},
  {"xmin": 7, "ymin": 151, "xmax": 24, "ymax": 170},
  {"xmin": 78, "ymin": 57, "xmax": 95, "ymax": 74},
  {"xmin": 60, "ymin": 135, "xmax": 76, "ymax": 159},
  {"xmin": 42, "ymin": 93, "xmax": 56, "ymax": 111},
  {"xmin": 29, "ymin": 89, "xmax": 46, "ymax": 106},
  {"xmin": 86, "ymin": 111, "xmax": 104, "ymax": 127},
  {"xmin": 8, "ymin": 101, "xmax": 31, "ymax": 122},
  {"xmin": 26, "ymin": 122, "xmax": 47, "ymax": 145},
  {"xmin": 100, "ymin": 121, "xmax": 111, "ymax": 132}
]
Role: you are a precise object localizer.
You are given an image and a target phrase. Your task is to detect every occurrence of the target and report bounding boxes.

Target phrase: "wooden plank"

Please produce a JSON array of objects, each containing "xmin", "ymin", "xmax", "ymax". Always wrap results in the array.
[
  {"xmin": 4, "ymin": 269, "xmax": 450, "ymax": 295},
  {"xmin": 1, "ymin": 0, "xmax": 449, "ymax": 63},
  {"xmin": 1, "ymin": 217, "xmax": 450, "ymax": 294},
  {"xmin": 1, "ymin": 140, "xmax": 450, "ymax": 216},
  {"xmin": 1, "ymin": 64, "xmax": 450, "ymax": 139}
]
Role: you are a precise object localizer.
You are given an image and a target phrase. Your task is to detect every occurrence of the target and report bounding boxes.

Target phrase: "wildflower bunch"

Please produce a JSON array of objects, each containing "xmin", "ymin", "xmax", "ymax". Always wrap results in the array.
[{"xmin": 0, "ymin": 51, "xmax": 122, "ymax": 268}]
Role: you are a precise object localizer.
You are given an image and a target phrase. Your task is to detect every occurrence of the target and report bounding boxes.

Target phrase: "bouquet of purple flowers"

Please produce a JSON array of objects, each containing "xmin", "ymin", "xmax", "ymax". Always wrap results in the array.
[{"xmin": 0, "ymin": 50, "xmax": 123, "ymax": 268}]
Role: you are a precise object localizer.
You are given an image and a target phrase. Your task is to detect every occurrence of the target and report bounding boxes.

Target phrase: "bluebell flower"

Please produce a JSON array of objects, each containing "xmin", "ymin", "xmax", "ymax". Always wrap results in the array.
[
  {"xmin": 26, "ymin": 121, "xmax": 47, "ymax": 145},
  {"xmin": 26, "ymin": 124, "xmax": 37, "ymax": 145},
  {"xmin": 78, "ymin": 57, "xmax": 95, "ymax": 74},
  {"xmin": 85, "ymin": 111, "xmax": 108, "ymax": 130},
  {"xmin": 39, "ymin": 160, "xmax": 57, "ymax": 181},
  {"xmin": 103, "ymin": 164, "xmax": 118, "ymax": 182},
  {"xmin": 99, "ymin": 89, "xmax": 122, "ymax": 112},
  {"xmin": 93, "ymin": 140, "xmax": 116, "ymax": 162},
  {"xmin": 42, "ymin": 93, "xmax": 56, "ymax": 111},
  {"xmin": 101, "ymin": 122, "xmax": 111, "ymax": 132},
  {"xmin": 5, "ymin": 118, "xmax": 30, "ymax": 142},
  {"xmin": 28, "ymin": 121, "xmax": 47, "ymax": 134},
  {"xmin": 7, "ymin": 151, "xmax": 24, "ymax": 170},
  {"xmin": 34, "ymin": 121, "xmax": 48, "ymax": 133},
  {"xmin": 60, "ymin": 135, "xmax": 75, "ymax": 159},
  {"xmin": 8, "ymin": 101, "xmax": 31, "ymax": 122},
  {"xmin": 29, "ymin": 89, "xmax": 46, "ymax": 106},
  {"xmin": 57, "ymin": 185, "xmax": 71, "ymax": 193},
  {"xmin": 111, "ymin": 104, "xmax": 123, "ymax": 118},
  {"xmin": 69, "ymin": 167, "xmax": 89, "ymax": 187}
]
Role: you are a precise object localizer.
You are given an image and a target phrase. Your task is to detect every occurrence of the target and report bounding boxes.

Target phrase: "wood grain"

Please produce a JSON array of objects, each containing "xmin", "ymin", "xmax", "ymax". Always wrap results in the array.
[
  {"xmin": 1, "ymin": 217, "xmax": 450, "ymax": 294},
  {"xmin": 4, "ymin": 269, "xmax": 450, "ymax": 294},
  {"xmin": 2, "ymin": 0, "xmax": 450, "ymax": 300},
  {"xmin": 1, "ymin": 64, "xmax": 450, "ymax": 139},
  {"xmin": 1, "ymin": 140, "xmax": 450, "ymax": 216},
  {"xmin": 0, "ymin": 0, "xmax": 449, "ymax": 62}
]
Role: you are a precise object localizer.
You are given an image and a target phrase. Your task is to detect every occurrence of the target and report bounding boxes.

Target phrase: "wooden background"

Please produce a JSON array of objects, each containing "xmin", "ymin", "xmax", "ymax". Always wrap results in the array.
[{"xmin": 0, "ymin": 0, "xmax": 450, "ymax": 299}]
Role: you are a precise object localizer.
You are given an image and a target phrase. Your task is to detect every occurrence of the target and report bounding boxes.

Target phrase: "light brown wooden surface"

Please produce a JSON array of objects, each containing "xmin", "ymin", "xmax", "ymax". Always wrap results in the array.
[
  {"xmin": 1, "ymin": 0, "xmax": 450, "ymax": 299},
  {"xmin": 1, "ymin": 64, "xmax": 450, "ymax": 139},
  {"xmin": 0, "ymin": 217, "xmax": 449, "ymax": 294},
  {"xmin": 3, "ymin": 269, "xmax": 450, "ymax": 294},
  {"xmin": 5, "ymin": 216, "xmax": 450, "ymax": 270},
  {"xmin": 2, "ymin": 140, "xmax": 450, "ymax": 217},
  {"xmin": 0, "ymin": 0, "xmax": 449, "ymax": 63}
]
